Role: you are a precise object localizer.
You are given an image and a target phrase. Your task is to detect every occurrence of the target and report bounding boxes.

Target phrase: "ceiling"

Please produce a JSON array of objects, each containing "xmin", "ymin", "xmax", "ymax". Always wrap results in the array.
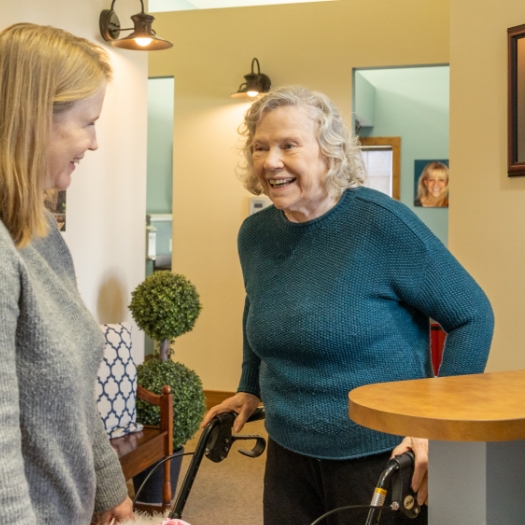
[{"xmin": 149, "ymin": 0, "xmax": 337, "ymax": 13}]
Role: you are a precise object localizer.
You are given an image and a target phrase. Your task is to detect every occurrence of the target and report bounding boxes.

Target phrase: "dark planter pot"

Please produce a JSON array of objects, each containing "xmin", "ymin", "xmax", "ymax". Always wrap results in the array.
[{"xmin": 133, "ymin": 447, "xmax": 184, "ymax": 504}]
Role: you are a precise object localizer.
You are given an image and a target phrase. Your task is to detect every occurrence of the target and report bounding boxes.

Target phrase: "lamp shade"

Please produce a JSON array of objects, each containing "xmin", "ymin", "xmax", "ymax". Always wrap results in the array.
[
  {"xmin": 231, "ymin": 58, "xmax": 271, "ymax": 99},
  {"xmin": 111, "ymin": 13, "xmax": 172, "ymax": 51}
]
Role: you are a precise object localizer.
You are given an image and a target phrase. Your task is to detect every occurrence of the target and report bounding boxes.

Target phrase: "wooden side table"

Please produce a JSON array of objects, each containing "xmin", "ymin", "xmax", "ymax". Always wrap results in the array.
[{"xmin": 349, "ymin": 370, "xmax": 525, "ymax": 524}]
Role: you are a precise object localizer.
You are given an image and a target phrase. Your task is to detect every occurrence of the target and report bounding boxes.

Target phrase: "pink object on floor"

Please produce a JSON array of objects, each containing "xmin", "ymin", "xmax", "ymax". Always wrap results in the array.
[{"xmin": 160, "ymin": 519, "xmax": 191, "ymax": 525}]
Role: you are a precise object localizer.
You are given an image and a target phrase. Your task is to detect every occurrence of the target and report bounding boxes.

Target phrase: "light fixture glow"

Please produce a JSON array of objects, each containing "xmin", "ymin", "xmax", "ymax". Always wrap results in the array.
[
  {"xmin": 99, "ymin": 0, "xmax": 173, "ymax": 51},
  {"xmin": 135, "ymin": 37, "xmax": 152, "ymax": 47},
  {"xmin": 231, "ymin": 58, "xmax": 271, "ymax": 100}
]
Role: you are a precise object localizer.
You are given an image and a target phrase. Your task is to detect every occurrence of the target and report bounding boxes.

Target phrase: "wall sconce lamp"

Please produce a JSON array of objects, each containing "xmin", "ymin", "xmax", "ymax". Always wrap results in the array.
[
  {"xmin": 231, "ymin": 58, "xmax": 271, "ymax": 99},
  {"xmin": 99, "ymin": 0, "xmax": 173, "ymax": 51}
]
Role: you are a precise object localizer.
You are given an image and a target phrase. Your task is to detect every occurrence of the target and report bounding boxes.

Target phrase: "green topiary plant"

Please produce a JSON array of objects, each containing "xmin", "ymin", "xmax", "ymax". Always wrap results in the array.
[
  {"xmin": 135, "ymin": 358, "xmax": 205, "ymax": 449},
  {"xmin": 129, "ymin": 271, "xmax": 206, "ymax": 449}
]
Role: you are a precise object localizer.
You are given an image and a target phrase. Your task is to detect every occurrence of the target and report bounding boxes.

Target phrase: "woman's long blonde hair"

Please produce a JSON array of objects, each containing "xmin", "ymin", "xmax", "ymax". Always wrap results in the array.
[{"xmin": 0, "ymin": 23, "xmax": 112, "ymax": 247}]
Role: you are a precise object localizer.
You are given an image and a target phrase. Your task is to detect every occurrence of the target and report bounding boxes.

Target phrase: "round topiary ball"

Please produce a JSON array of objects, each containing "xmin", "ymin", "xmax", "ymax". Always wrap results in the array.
[
  {"xmin": 136, "ymin": 358, "xmax": 206, "ymax": 449},
  {"xmin": 129, "ymin": 272, "xmax": 202, "ymax": 343}
]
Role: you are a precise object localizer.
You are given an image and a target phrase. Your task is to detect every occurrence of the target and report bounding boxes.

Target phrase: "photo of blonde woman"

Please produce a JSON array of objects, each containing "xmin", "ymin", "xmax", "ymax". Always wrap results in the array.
[{"xmin": 414, "ymin": 161, "xmax": 449, "ymax": 208}]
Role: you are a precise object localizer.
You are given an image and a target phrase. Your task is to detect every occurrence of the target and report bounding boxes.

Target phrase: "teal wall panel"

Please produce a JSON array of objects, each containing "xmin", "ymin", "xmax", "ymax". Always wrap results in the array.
[
  {"xmin": 354, "ymin": 66, "xmax": 449, "ymax": 245},
  {"xmin": 147, "ymin": 77, "xmax": 174, "ymax": 215}
]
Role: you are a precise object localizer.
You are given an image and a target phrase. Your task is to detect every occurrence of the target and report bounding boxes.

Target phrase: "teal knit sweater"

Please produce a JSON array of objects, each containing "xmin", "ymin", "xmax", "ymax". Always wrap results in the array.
[{"xmin": 237, "ymin": 188, "xmax": 494, "ymax": 460}]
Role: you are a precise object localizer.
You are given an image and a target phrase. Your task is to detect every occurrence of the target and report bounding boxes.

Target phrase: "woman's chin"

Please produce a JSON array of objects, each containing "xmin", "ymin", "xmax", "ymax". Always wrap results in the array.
[{"xmin": 266, "ymin": 197, "xmax": 286, "ymax": 210}]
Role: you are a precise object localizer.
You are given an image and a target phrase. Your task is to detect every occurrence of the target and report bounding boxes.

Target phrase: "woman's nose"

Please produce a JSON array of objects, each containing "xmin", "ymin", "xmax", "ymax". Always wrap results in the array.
[
  {"xmin": 263, "ymin": 148, "xmax": 284, "ymax": 170},
  {"xmin": 89, "ymin": 131, "xmax": 99, "ymax": 151}
]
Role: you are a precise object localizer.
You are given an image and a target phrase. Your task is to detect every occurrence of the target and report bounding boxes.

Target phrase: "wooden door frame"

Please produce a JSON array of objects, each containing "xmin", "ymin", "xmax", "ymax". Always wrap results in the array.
[{"xmin": 359, "ymin": 137, "xmax": 401, "ymax": 201}]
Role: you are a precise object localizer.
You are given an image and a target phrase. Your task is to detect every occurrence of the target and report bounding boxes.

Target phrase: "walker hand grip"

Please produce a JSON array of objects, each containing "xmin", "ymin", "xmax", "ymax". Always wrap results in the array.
[
  {"xmin": 390, "ymin": 451, "xmax": 421, "ymax": 519},
  {"xmin": 246, "ymin": 406, "xmax": 266, "ymax": 423},
  {"xmin": 204, "ymin": 408, "xmax": 266, "ymax": 463},
  {"xmin": 232, "ymin": 434, "xmax": 266, "ymax": 458},
  {"xmin": 205, "ymin": 412, "xmax": 236, "ymax": 463},
  {"xmin": 365, "ymin": 450, "xmax": 419, "ymax": 524},
  {"xmin": 170, "ymin": 408, "xmax": 266, "ymax": 519}
]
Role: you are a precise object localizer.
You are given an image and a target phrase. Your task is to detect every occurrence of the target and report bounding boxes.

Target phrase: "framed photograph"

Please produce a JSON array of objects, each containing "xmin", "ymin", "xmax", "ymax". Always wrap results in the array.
[
  {"xmin": 508, "ymin": 24, "xmax": 525, "ymax": 176},
  {"xmin": 414, "ymin": 159, "xmax": 449, "ymax": 208}
]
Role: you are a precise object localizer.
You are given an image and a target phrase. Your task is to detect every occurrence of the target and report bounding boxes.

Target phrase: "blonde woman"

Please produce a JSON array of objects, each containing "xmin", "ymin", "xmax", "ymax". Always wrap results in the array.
[
  {"xmin": 0, "ymin": 24, "xmax": 133, "ymax": 524},
  {"xmin": 415, "ymin": 162, "xmax": 449, "ymax": 207}
]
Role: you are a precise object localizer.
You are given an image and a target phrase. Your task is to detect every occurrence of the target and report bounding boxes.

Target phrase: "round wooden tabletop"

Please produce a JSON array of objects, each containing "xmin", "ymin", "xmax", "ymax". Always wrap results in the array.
[{"xmin": 349, "ymin": 369, "xmax": 525, "ymax": 441}]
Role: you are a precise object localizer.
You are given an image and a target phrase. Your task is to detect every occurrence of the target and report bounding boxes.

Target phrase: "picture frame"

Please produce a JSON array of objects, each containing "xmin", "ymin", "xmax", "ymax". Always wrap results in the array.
[
  {"xmin": 508, "ymin": 24, "xmax": 525, "ymax": 176},
  {"xmin": 413, "ymin": 159, "xmax": 449, "ymax": 208}
]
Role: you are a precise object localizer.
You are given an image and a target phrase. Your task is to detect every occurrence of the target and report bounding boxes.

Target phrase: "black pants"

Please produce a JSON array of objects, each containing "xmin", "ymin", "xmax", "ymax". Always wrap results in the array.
[{"xmin": 263, "ymin": 438, "xmax": 428, "ymax": 525}]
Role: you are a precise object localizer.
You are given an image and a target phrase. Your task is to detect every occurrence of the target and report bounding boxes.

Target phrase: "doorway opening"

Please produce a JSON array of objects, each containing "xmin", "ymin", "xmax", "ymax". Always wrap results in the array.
[
  {"xmin": 145, "ymin": 76, "xmax": 175, "ymax": 355},
  {"xmin": 353, "ymin": 65, "xmax": 449, "ymax": 245},
  {"xmin": 360, "ymin": 136, "xmax": 400, "ymax": 201}
]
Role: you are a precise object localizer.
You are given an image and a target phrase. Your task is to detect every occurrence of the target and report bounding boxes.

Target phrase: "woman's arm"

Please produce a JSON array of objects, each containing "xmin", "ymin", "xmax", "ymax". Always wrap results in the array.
[
  {"xmin": 0, "ymin": 236, "xmax": 37, "ymax": 524},
  {"xmin": 392, "ymin": 239, "xmax": 493, "ymax": 505},
  {"xmin": 237, "ymin": 296, "xmax": 262, "ymax": 394},
  {"xmin": 412, "ymin": 242, "xmax": 494, "ymax": 376},
  {"xmin": 92, "ymin": 415, "xmax": 129, "ymax": 515}
]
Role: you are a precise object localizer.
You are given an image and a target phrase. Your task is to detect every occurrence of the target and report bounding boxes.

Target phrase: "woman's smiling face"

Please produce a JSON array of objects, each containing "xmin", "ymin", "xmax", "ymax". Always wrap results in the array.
[
  {"xmin": 251, "ymin": 105, "xmax": 336, "ymax": 223},
  {"xmin": 423, "ymin": 168, "xmax": 448, "ymax": 199},
  {"xmin": 46, "ymin": 84, "xmax": 106, "ymax": 191}
]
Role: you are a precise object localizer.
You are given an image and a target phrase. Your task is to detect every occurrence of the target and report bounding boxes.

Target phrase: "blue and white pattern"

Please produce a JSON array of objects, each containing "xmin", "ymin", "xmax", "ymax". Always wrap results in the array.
[{"xmin": 97, "ymin": 323, "xmax": 143, "ymax": 438}]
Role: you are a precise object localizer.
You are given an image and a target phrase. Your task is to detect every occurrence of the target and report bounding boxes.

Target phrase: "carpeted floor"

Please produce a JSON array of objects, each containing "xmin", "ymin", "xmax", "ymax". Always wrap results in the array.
[{"xmin": 129, "ymin": 419, "xmax": 267, "ymax": 525}]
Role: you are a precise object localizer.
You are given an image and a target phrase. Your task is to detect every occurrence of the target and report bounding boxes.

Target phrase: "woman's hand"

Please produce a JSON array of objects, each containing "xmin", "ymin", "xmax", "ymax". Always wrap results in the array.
[
  {"xmin": 201, "ymin": 392, "xmax": 260, "ymax": 433},
  {"xmin": 391, "ymin": 437, "xmax": 429, "ymax": 506},
  {"xmin": 94, "ymin": 496, "xmax": 134, "ymax": 524}
]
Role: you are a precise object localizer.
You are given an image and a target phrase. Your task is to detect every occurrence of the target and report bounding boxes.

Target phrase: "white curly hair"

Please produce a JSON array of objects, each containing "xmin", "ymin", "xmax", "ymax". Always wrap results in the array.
[{"xmin": 238, "ymin": 85, "xmax": 366, "ymax": 196}]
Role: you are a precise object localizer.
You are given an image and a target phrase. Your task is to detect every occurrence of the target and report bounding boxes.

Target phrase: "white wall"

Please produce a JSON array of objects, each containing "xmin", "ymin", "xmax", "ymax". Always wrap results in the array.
[{"xmin": 2, "ymin": 0, "xmax": 148, "ymax": 363}]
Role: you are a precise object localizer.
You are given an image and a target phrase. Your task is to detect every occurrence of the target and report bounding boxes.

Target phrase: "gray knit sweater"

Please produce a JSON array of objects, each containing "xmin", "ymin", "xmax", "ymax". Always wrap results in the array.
[{"xmin": 0, "ymin": 214, "xmax": 127, "ymax": 524}]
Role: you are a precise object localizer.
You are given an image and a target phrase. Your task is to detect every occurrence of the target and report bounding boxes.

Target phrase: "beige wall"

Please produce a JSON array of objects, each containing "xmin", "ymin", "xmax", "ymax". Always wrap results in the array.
[
  {"xmin": 2, "ymin": 0, "xmax": 148, "ymax": 363},
  {"xmin": 149, "ymin": 0, "xmax": 450, "ymax": 391},
  {"xmin": 449, "ymin": 1, "xmax": 525, "ymax": 371}
]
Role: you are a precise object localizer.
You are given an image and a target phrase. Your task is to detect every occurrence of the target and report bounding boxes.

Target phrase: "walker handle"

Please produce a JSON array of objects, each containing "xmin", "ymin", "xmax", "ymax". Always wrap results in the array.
[{"xmin": 169, "ymin": 406, "xmax": 266, "ymax": 519}]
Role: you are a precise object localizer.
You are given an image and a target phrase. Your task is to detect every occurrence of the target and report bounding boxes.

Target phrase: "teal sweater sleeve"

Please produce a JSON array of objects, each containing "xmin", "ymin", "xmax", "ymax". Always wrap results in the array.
[
  {"xmin": 237, "ymin": 188, "xmax": 494, "ymax": 459},
  {"xmin": 404, "ymin": 239, "xmax": 494, "ymax": 377},
  {"xmin": 238, "ymin": 296, "xmax": 262, "ymax": 399}
]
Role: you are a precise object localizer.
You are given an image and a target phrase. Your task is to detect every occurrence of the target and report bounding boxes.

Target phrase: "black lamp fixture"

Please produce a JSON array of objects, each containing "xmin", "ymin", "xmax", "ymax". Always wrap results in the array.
[
  {"xmin": 99, "ymin": 0, "xmax": 173, "ymax": 51},
  {"xmin": 231, "ymin": 58, "xmax": 271, "ymax": 99}
]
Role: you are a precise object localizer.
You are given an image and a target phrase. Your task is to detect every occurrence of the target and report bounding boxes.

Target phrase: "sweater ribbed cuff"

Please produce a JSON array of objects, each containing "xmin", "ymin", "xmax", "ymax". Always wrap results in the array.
[
  {"xmin": 93, "ymin": 456, "xmax": 128, "ymax": 513},
  {"xmin": 238, "ymin": 362, "xmax": 261, "ymax": 400}
]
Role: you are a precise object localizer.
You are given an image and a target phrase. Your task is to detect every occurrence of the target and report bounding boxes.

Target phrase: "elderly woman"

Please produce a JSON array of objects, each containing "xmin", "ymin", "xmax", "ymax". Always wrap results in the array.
[
  {"xmin": 0, "ymin": 24, "xmax": 133, "ymax": 524},
  {"xmin": 414, "ymin": 161, "xmax": 449, "ymax": 207},
  {"xmin": 203, "ymin": 85, "xmax": 493, "ymax": 524}
]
